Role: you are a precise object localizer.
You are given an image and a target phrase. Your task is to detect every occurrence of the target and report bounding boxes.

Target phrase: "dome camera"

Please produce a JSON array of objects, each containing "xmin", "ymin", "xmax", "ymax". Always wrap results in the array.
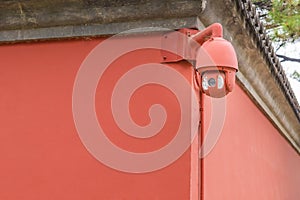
[{"xmin": 195, "ymin": 37, "xmax": 238, "ymax": 98}]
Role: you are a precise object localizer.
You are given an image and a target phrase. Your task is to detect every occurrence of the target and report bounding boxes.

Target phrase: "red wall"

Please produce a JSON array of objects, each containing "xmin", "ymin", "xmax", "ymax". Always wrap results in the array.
[
  {"xmin": 0, "ymin": 37, "xmax": 299, "ymax": 200},
  {"xmin": 203, "ymin": 86, "xmax": 300, "ymax": 200},
  {"xmin": 0, "ymin": 38, "xmax": 199, "ymax": 200}
]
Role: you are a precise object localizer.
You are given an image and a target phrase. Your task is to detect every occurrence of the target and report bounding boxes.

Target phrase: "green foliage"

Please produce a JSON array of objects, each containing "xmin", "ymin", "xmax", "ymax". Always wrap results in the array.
[
  {"xmin": 253, "ymin": 0, "xmax": 300, "ymax": 44},
  {"xmin": 253, "ymin": 0, "xmax": 300, "ymax": 83},
  {"xmin": 268, "ymin": 0, "xmax": 300, "ymax": 43},
  {"xmin": 290, "ymin": 70, "xmax": 300, "ymax": 81}
]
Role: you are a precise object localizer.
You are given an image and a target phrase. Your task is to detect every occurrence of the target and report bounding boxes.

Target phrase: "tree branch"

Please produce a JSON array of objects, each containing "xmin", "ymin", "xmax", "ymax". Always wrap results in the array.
[
  {"xmin": 275, "ymin": 42, "xmax": 286, "ymax": 52},
  {"xmin": 277, "ymin": 54, "xmax": 300, "ymax": 63}
]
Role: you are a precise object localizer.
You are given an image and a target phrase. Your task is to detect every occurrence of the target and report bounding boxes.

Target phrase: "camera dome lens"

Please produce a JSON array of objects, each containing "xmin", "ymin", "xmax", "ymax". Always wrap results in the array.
[{"xmin": 208, "ymin": 78, "xmax": 216, "ymax": 87}]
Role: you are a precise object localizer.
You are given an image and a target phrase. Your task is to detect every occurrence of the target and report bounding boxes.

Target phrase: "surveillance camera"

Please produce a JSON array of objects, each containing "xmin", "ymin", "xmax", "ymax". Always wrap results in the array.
[
  {"xmin": 195, "ymin": 37, "xmax": 238, "ymax": 98},
  {"xmin": 199, "ymin": 68, "xmax": 236, "ymax": 98}
]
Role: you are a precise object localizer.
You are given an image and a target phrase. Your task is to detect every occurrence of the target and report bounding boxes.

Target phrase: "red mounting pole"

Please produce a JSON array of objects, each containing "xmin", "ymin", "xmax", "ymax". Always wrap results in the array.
[
  {"xmin": 200, "ymin": 92, "xmax": 205, "ymax": 200},
  {"xmin": 193, "ymin": 23, "xmax": 224, "ymax": 200}
]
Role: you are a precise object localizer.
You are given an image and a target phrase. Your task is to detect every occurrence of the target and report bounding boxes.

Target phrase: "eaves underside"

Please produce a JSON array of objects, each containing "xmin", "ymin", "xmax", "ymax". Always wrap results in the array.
[{"xmin": 0, "ymin": 0, "xmax": 299, "ymax": 154}]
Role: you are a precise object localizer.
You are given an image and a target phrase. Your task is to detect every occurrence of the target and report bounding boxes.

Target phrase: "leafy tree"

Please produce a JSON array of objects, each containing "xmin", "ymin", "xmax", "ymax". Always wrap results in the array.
[
  {"xmin": 253, "ymin": 0, "xmax": 300, "ymax": 82},
  {"xmin": 253, "ymin": 0, "xmax": 300, "ymax": 45}
]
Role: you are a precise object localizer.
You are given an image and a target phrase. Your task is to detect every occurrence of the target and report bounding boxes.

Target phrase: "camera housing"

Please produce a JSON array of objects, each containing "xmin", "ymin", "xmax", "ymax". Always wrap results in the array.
[
  {"xmin": 161, "ymin": 23, "xmax": 238, "ymax": 98},
  {"xmin": 195, "ymin": 37, "xmax": 238, "ymax": 98}
]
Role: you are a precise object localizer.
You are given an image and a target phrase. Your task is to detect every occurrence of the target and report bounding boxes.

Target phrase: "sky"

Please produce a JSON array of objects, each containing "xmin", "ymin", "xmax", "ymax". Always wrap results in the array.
[{"xmin": 277, "ymin": 41, "xmax": 300, "ymax": 102}]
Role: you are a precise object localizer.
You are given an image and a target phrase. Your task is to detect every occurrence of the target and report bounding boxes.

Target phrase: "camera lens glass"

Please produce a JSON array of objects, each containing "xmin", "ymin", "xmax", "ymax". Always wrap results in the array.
[{"xmin": 208, "ymin": 78, "xmax": 216, "ymax": 87}]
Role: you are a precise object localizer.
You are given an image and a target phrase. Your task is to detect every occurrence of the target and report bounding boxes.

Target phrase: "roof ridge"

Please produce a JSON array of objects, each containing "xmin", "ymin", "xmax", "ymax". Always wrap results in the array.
[{"xmin": 233, "ymin": 0, "xmax": 300, "ymax": 122}]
